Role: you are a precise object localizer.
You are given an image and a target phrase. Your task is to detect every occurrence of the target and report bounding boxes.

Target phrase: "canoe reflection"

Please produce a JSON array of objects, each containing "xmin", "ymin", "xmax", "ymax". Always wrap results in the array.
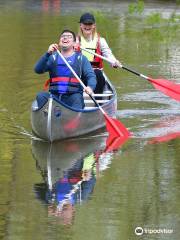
[{"xmin": 32, "ymin": 134, "xmax": 115, "ymax": 225}]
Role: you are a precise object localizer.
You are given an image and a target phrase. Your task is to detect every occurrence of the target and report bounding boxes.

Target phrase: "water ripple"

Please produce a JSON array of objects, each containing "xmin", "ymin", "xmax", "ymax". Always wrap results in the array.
[
  {"xmin": 119, "ymin": 91, "xmax": 180, "ymax": 107},
  {"xmin": 118, "ymin": 108, "xmax": 180, "ymax": 118}
]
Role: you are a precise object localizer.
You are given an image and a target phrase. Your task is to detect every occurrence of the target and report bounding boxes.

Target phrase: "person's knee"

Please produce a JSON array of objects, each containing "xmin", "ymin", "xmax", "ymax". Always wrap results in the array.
[
  {"xmin": 67, "ymin": 93, "xmax": 84, "ymax": 109},
  {"xmin": 37, "ymin": 92, "xmax": 49, "ymax": 99},
  {"xmin": 36, "ymin": 92, "xmax": 49, "ymax": 108}
]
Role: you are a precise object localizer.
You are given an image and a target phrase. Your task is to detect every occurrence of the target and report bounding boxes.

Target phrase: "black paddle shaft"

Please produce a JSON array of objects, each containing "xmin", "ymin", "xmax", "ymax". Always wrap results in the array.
[
  {"xmin": 88, "ymin": 94, "xmax": 100, "ymax": 108},
  {"xmin": 122, "ymin": 65, "xmax": 141, "ymax": 77}
]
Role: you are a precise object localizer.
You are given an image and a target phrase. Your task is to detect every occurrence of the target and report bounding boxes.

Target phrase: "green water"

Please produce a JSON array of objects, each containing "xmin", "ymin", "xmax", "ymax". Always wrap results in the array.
[{"xmin": 0, "ymin": 1, "xmax": 180, "ymax": 240}]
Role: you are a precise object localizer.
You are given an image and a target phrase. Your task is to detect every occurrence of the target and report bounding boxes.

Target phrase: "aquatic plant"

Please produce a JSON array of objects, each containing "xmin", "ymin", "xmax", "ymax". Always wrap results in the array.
[
  {"xmin": 145, "ymin": 12, "xmax": 164, "ymax": 25},
  {"xmin": 128, "ymin": 0, "xmax": 145, "ymax": 15}
]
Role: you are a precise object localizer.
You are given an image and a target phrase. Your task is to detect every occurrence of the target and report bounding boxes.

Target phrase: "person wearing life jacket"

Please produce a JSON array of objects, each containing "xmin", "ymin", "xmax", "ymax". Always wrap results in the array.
[
  {"xmin": 34, "ymin": 29, "xmax": 96, "ymax": 109},
  {"xmin": 76, "ymin": 13, "xmax": 121, "ymax": 94}
]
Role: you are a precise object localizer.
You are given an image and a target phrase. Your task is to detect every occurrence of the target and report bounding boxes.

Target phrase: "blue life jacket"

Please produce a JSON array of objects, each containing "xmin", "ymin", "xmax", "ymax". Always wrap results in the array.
[{"xmin": 49, "ymin": 52, "xmax": 82, "ymax": 94}]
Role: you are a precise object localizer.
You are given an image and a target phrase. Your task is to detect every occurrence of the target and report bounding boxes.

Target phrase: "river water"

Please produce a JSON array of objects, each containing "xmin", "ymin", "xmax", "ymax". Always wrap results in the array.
[{"xmin": 0, "ymin": 1, "xmax": 180, "ymax": 240}]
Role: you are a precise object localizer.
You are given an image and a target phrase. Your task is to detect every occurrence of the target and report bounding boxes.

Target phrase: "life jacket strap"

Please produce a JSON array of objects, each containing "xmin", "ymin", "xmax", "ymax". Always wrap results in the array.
[
  {"xmin": 50, "ymin": 77, "xmax": 79, "ymax": 83},
  {"xmin": 43, "ymin": 77, "xmax": 80, "ymax": 91},
  {"xmin": 43, "ymin": 79, "xmax": 50, "ymax": 91}
]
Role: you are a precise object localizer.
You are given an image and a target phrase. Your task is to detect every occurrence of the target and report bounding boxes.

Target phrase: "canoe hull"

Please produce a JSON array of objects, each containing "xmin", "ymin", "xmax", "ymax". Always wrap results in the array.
[
  {"xmin": 31, "ymin": 99, "xmax": 116, "ymax": 141},
  {"xmin": 31, "ymin": 76, "xmax": 117, "ymax": 142}
]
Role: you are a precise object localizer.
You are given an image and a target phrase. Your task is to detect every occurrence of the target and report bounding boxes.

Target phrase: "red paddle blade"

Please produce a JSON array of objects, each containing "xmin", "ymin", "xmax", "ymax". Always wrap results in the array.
[
  {"xmin": 148, "ymin": 78, "xmax": 180, "ymax": 101},
  {"xmin": 105, "ymin": 135, "xmax": 129, "ymax": 152},
  {"xmin": 104, "ymin": 114, "xmax": 131, "ymax": 138}
]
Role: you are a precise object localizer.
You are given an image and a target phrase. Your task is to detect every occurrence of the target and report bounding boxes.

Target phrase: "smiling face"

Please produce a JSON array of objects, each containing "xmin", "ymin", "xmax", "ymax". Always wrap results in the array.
[
  {"xmin": 80, "ymin": 23, "xmax": 96, "ymax": 39},
  {"xmin": 59, "ymin": 32, "xmax": 75, "ymax": 50}
]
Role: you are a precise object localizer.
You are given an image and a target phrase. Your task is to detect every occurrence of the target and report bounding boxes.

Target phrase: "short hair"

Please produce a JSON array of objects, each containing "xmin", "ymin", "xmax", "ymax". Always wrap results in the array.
[{"xmin": 60, "ymin": 29, "xmax": 76, "ymax": 42}]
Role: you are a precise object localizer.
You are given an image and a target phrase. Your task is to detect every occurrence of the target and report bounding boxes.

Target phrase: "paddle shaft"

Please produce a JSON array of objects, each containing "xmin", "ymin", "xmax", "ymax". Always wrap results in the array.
[
  {"xmin": 81, "ymin": 47, "xmax": 180, "ymax": 101},
  {"xmin": 80, "ymin": 47, "xmax": 148, "ymax": 80},
  {"xmin": 56, "ymin": 49, "xmax": 106, "ymax": 114},
  {"xmin": 121, "ymin": 66, "xmax": 148, "ymax": 79},
  {"xmin": 56, "ymin": 49, "xmax": 130, "ymax": 137}
]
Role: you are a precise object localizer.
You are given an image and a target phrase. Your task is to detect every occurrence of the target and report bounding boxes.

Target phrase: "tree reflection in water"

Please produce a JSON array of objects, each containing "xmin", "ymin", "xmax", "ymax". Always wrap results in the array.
[{"xmin": 42, "ymin": 0, "xmax": 61, "ymax": 14}]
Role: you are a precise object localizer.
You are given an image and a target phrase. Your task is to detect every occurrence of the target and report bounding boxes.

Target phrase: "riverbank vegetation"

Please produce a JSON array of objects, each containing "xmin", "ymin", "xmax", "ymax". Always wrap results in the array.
[{"xmin": 128, "ymin": 0, "xmax": 180, "ymax": 26}]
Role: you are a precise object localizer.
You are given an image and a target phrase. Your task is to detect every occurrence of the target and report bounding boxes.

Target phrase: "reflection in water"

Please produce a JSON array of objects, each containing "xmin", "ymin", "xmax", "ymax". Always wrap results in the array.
[
  {"xmin": 148, "ymin": 116, "xmax": 180, "ymax": 144},
  {"xmin": 42, "ymin": 0, "xmax": 61, "ymax": 13},
  {"xmin": 31, "ymin": 134, "xmax": 123, "ymax": 225},
  {"xmin": 0, "ymin": 1, "xmax": 179, "ymax": 238}
]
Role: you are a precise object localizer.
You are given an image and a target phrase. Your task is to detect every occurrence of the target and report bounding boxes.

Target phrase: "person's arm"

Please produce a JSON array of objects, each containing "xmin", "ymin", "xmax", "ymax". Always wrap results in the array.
[
  {"xmin": 100, "ymin": 37, "xmax": 121, "ymax": 68},
  {"xmin": 81, "ymin": 56, "xmax": 97, "ymax": 93},
  {"xmin": 34, "ymin": 44, "xmax": 58, "ymax": 74},
  {"xmin": 34, "ymin": 52, "xmax": 52, "ymax": 74}
]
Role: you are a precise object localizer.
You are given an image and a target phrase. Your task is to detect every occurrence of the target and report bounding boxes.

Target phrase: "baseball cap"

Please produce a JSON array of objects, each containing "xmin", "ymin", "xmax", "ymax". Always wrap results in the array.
[{"xmin": 79, "ymin": 13, "xmax": 95, "ymax": 24}]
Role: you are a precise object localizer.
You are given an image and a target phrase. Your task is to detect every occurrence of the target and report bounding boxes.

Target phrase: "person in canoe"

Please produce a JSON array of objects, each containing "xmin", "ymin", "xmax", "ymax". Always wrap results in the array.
[
  {"xmin": 76, "ymin": 13, "xmax": 121, "ymax": 94},
  {"xmin": 34, "ymin": 29, "xmax": 97, "ymax": 109}
]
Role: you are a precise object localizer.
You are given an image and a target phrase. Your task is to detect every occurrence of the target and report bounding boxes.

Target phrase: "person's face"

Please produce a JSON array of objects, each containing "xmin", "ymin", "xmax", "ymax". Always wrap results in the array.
[
  {"xmin": 48, "ymin": 203, "xmax": 75, "ymax": 225},
  {"xmin": 80, "ymin": 23, "xmax": 96, "ymax": 37},
  {"xmin": 59, "ymin": 32, "xmax": 75, "ymax": 50}
]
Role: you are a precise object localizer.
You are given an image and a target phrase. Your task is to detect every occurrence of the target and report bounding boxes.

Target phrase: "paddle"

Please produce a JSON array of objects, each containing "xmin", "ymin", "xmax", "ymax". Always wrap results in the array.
[
  {"xmin": 105, "ymin": 135, "xmax": 128, "ymax": 152},
  {"xmin": 56, "ymin": 49, "xmax": 131, "ymax": 139},
  {"xmin": 81, "ymin": 47, "xmax": 180, "ymax": 102}
]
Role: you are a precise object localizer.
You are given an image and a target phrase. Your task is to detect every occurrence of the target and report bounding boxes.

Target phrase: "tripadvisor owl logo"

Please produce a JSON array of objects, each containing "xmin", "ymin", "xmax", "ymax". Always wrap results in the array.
[
  {"xmin": 134, "ymin": 226, "xmax": 173, "ymax": 236},
  {"xmin": 135, "ymin": 227, "xmax": 144, "ymax": 236}
]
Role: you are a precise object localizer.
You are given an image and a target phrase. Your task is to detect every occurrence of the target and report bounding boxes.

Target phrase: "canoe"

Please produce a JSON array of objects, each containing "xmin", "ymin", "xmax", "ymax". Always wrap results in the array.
[{"xmin": 31, "ymin": 72, "xmax": 117, "ymax": 142}]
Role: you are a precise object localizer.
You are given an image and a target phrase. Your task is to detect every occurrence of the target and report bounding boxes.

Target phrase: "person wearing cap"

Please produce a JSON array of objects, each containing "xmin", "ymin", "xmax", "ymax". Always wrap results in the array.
[
  {"xmin": 34, "ymin": 29, "xmax": 96, "ymax": 109},
  {"xmin": 76, "ymin": 13, "xmax": 121, "ymax": 94}
]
